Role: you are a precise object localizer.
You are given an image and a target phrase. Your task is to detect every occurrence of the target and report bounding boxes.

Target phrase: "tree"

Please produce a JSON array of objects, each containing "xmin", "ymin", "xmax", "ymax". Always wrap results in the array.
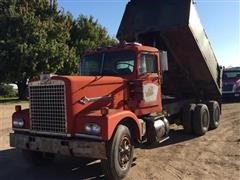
[
  {"xmin": 0, "ymin": 1, "xmax": 117, "ymax": 100},
  {"xmin": 0, "ymin": 84, "xmax": 16, "ymax": 97},
  {"xmin": 0, "ymin": 0, "xmax": 78, "ymax": 99},
  {"xmin": 70, "ymin": 15, "xmax": 117, "ymax": 58}
]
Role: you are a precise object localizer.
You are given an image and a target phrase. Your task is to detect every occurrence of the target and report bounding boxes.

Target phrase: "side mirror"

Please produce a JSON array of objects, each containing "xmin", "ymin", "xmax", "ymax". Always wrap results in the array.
[{"xmin": 160, "ymin": 51, "xmax": 168, "ymax": 72}]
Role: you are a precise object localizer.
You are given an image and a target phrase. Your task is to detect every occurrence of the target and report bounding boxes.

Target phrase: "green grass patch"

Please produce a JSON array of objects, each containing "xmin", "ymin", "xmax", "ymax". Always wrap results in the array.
[{"xmin": 0, "ymin": 97, "xmax": 28, "ymax": 104}]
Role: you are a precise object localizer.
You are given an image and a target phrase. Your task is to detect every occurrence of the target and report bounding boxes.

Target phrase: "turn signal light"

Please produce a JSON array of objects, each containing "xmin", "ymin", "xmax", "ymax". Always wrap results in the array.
[
  {"xmin": 101, "ymin": 107, "xmax": 109, "ymax": 116},
  {"xmin": 15, "ymin": 105, "xmax": 22, "ymax": 112}
]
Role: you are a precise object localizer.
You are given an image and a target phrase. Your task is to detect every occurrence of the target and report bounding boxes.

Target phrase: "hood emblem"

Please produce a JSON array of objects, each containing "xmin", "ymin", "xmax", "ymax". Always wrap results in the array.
[
  {"xmin": 40, "ymin": 74, "xmax": 51, "ymax": 84},
  {"xmin": 80, "ymin": 95, "xmax": 112, "ymax": 105}
]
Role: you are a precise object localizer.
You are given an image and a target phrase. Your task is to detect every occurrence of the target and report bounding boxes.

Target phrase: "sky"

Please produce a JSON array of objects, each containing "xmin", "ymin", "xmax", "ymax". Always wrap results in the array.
[{"xmin": 58, "ymin": 0, "xmax": 240, "ymax": 67}]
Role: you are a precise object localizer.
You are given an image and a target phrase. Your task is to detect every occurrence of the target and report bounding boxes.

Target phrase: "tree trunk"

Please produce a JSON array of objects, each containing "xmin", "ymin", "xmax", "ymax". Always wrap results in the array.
[{"xmin": 17, "ymin": 80, "xmax": 28, "ymax": 100}]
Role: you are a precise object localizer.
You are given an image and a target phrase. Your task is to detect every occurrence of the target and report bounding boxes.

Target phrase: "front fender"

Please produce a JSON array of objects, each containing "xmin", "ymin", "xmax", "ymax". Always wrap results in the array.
[
  {"xmin": 103, "ymin": 110, "xmax": 142, "ymax": 141},
  {"xmin": 12, "ymin": 109, "xmax": 30, "ymax": 129}
]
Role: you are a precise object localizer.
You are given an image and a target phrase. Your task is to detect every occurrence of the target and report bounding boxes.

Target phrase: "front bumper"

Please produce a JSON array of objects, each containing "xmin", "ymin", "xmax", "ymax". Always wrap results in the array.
[{"xmin": 10, "ymin": 133, "xmax": 107, "ymax": 159}]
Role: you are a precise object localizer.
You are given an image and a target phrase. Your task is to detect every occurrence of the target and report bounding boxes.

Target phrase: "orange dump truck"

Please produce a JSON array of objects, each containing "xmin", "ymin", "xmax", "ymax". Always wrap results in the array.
[{"xmin": 10, "ymin": 0, "xmax": 222, "ymax": 179}]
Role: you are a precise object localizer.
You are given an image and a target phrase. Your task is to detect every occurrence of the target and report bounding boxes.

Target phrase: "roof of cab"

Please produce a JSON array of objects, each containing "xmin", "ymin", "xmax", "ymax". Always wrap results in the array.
[{"xmin": 84, "ymin": 42, "xmax": 159, "ymax": 56}]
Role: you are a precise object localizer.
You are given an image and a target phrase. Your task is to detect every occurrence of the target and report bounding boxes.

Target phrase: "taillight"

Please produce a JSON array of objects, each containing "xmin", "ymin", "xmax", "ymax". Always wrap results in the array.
[{"xmin": 101, "ymin": 107, "xmax": 109, "ymax": 116}]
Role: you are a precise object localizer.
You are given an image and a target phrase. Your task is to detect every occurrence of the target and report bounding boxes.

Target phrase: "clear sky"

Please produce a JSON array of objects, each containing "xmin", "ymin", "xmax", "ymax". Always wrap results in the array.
[{"xmin": 58, "ymin": 0, "xmax": 240, "ymax": 67}]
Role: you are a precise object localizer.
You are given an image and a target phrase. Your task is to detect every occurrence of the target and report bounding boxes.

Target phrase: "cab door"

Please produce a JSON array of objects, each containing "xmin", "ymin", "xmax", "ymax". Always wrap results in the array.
[{"xmin": 135, "ymin": 52, "xmax": 162, "ymax": 115}]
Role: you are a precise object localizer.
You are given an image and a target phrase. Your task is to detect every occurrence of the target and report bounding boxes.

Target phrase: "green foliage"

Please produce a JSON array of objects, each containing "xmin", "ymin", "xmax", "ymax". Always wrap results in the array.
[
  {"xmin": 0, "ymin": 0, "xmax": 117, "ymax": 99},
  {"xmin": 0, "ymin": 84, "xmax": 17, "ymax": 97},
  {"xmin": 70, "ymin": 15, "xmax": 117, "ymax": 58},
  {"xmin": 0, "ymin": 0, "xmax": 78, "ymax": 84}
]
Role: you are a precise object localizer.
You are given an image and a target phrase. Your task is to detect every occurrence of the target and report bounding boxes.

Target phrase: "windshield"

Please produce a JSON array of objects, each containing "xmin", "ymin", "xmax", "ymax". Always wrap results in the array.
[
  {"xmin": 80, "ymin": 50, "xmax": 135, "ymax": 76},
  {"xmin": 223, "ymin": 71, "xmax": 240, "ymax": 79}
]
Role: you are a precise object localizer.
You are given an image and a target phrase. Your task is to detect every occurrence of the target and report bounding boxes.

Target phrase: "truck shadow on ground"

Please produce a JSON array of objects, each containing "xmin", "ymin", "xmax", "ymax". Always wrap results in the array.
[
  {"xmin": 0, "ymin": 148, "xmax": 105, "ymax": 180},
  {"xmin": 0, "ymin": 129, "xmax": 205, "ymax": 180},
  {"xmin": 140, "ymin": 128, "xmax": 197, "ymax": 150}
]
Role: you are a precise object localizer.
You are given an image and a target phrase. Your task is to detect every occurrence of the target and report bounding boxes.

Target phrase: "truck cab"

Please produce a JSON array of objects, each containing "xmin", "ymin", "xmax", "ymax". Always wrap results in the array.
[
  {"xmin": 81, "ymin": 43, "xmax": 162, "ymax": 115},
  {"xmin": 222, "ymin": 68, "xmax": 240, "ymax": 99}
]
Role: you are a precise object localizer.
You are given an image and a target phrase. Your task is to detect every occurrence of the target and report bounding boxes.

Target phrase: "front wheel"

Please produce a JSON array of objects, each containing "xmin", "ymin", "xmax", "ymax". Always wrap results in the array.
[{"xmin": 101, "ymin": 125, "xmax": 134, "ymax": 180}]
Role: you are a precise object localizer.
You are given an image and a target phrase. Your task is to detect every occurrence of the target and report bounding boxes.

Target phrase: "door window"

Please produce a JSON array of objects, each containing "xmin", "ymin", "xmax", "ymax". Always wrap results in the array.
[{"xmin": 140, "ymin": 54, "xmax": 157, "ymax": 74}]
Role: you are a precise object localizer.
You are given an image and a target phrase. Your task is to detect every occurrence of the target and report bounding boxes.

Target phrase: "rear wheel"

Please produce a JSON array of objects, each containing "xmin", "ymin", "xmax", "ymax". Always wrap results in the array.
[
  {"xmin": 193, "ymin": 104, "xmax": 210, "ymax": 136},
  {"xmin": 182, "ymin": 104, "xmax": 196, "ymax": 133},
  {"xmin": 101, "ymin": 125, "xmax": 134, "ymax": 180},
  {"xmin": 22, "ymin": 150, "xmax": 55, "ymax": 166},
  {"xmin": 207, "ymin": 101, "xmax": 220, "ymax": 130}
]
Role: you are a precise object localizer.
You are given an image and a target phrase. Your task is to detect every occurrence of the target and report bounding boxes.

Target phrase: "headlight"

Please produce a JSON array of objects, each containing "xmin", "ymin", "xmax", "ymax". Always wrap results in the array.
[
  {"xmin": 84, "ymin": 123, "xmax": 101, "ymax": 135},
  {"xmin": 13, "ymin": 118, "xmax": 24, "ymax": 128}
]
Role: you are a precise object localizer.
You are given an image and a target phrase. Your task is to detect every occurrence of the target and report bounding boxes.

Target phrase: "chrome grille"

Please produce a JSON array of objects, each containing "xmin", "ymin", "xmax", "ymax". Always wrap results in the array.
[{"xmin": 29, "ymin": 80, "xmax": 66, "ymax": 133}]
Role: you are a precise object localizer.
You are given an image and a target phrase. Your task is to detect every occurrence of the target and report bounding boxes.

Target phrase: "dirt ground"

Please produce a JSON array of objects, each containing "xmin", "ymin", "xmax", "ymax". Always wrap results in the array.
[
  {"xmin": 0, "ymin": 102, "xmax": 29, "ymax": 149},
  {"xmin": 0, "ymin": 102, "xmax": 239, "ymax": 180}
]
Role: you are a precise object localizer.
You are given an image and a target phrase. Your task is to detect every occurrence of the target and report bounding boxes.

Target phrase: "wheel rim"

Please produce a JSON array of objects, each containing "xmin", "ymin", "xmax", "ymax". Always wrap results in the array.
[
  {"xmin": 202, "ymin": 110, "xmax": 209, "ymax": 128},
  {"xmin": 118, "ymin": 136, "xmax": 132, "ymax": 169},
  {"xmin": 214, "ymin": 107, "xmax": 220, "ymax": 123}
]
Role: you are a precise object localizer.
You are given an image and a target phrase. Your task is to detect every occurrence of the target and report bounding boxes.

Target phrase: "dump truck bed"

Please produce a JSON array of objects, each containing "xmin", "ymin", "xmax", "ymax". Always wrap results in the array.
[{"xmin": 117, "ymin": 0, "xmax": 222, "ymax": 100}]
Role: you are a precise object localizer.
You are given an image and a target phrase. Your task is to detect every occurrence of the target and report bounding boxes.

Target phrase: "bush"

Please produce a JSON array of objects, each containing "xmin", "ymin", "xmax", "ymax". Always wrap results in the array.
[{"xmin": 0, "ymin": 84, "xmax": 17, "ymax": 97}]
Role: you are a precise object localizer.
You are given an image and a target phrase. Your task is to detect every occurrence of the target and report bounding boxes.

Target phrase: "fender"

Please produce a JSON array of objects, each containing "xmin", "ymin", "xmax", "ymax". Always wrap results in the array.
[
  {"xmin": 12, "ymin": 109, "xmax": 30, "ymax": 129},
  {"xmin": 103, "ymin": 110, "xmax": 143, "ymax": 141}
]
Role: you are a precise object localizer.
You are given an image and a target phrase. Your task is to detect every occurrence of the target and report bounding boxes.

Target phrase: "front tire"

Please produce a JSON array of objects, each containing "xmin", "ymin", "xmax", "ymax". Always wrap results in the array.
[
  {"xmin": 193, "ymin": 104, "xmax": 210, "ymax": 136},
  {"xmin": 101, "ymin": 125, "xmax": 134, "ymax": 180}
]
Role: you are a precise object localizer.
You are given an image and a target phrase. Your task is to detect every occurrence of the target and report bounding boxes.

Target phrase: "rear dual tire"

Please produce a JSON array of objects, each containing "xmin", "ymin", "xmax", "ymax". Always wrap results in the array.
[
  {"xmin": 193, "ymin": 104, "xmax": 210, "ymax": 136},
  {"xmin": 207, "ymin": 101, "xmax": 220, "ymax": 130},
  {"xmin": 182, "ymin": 104, "xmax": 196, "ymax": 134},
  {"xmin": 183, "ymin": 102, "xmax": 220, "ymax": 136}
]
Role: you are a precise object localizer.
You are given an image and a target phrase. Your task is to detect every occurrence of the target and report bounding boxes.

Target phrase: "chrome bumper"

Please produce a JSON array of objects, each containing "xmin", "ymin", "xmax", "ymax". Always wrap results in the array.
[{"xmin": 10, "ymin": 133, "xmax": 106, "ymax": 159}]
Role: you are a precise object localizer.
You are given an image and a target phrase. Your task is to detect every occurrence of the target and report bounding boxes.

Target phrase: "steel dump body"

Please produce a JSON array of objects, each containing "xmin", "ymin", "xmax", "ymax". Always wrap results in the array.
[{"xmin": 117, "ymin": 0, "xmax": 222, "ymax": 100}]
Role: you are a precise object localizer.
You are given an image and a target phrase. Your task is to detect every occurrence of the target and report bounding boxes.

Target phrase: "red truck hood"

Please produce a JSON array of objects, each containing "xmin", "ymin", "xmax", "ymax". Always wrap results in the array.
[{"xmin": 53, "ymin": 75, "xmax": 126, "ymax": 119}]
